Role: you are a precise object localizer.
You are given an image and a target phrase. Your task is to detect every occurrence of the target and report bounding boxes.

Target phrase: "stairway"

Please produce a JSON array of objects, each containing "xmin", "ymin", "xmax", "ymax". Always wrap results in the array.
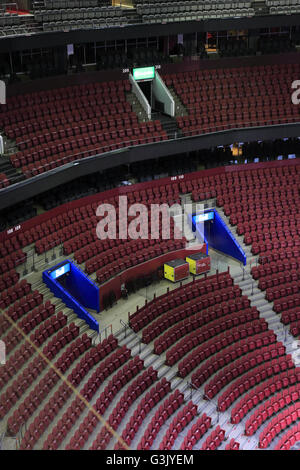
[
  {"xmin": 152, "ymin": 112, "xmax": 182, "ymax": 140},
  {"xmin": 215, "ymin": 205, "xmax": 299, "ymax": 360},
  {"xmin": 0, "ymin": 157, "xmax": 25, "ymax": 185},
  {"xmin": 126, "ymin": 91, "xmax": 149, "ymax": 122},
  {"xmin": 168, "ymin": 87, "xmax": 188, "ymax": 117},
  {"xmin": 251, "ymin": 1, "xmax": 269, "ymax": 15}
]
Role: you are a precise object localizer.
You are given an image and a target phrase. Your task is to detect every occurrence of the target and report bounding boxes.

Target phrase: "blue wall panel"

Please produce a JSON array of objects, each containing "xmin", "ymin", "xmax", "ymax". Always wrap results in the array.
[
  {"xmin": 64, "ymin": 262, "xmax": 100, "ymax": 313},
  {"xmin": 43, "ymin": 260, "xmax": 99, "ymax": 332},
  {"xmin": 191, "ymin": 209, "xmax": 246, "ymax": 265}
]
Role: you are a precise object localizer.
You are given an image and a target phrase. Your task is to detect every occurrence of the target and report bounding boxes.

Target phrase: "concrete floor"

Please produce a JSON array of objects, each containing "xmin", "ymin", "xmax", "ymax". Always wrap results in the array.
[{"xmin": 92, "ymin": 247, "xmax": 243, "ymax": 339}]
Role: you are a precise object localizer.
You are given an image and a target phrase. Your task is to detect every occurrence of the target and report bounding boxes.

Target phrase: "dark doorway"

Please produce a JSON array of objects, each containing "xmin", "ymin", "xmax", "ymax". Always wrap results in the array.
[{"xmin": 138, "ymin": 80, "xmax": 152, "ymax": 106}]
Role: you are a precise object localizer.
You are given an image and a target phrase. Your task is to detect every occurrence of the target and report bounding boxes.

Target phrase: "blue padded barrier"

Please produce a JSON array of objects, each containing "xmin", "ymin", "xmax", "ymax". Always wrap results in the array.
[{"xmin": 43, "ymin": 260, "xmax": 99, "ymax": 332}]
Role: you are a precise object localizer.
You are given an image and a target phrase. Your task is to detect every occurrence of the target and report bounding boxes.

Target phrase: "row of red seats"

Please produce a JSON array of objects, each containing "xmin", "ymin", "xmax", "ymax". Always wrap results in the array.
[
  {"xmin": 146, "ymin": 283, "xmax": 243, "ymax": 346},
  {"xmin": 245, "ymin": 383, "xmax": 300, "ymax": 436},
  {"xmin": 12, "ymin": 162, "xmax": 292, "ymax": 255},
  {"xmin": 251, "ymin": 258, "xmax": 299, "ymax": 280},
  {"xmin": 244, "ymin": 230, "xmax": 299, "ymax": 247},
  {"xmin": 115, "ymin": 378, "xmax": 171, "ymax": 449},
  {"xmin": 180, "ymin": 413, "xmax": 211, "ymax": 450},
  {"xmin": 201, "ymin": 425, "xmax": 226, "ymax": 450},
  {"xmin": 258, "ymin": 270, "xmax": 300, "ymax": 291},
  {"xmin": 0, "ymin": 341, "xmax": 33, "ymax": 390},
  {"xmin": 237, "ymin": 214, "xmax": 299, "ymax": 237},
  {"xmin": 245, "ymin": 228, "xmax": 299, "ymax": 247},
  {"xmin": 217, "ymin": 355, "xmax": 295, "ymax": 413},
  {"xmin": 14, "ymin": 115, "xmax": 161, "ymax": 150},
  {"xmin": 96, "ymin": 239, "xmax": 186, "ymax": 284},
  {"xmin": 167, "ymin": 319, "xmax": 271, "ymax": 368},
  {"xmin": 6, "ymin": 105, "xmax": 135, "ymax": 144},
  {"xmin": 0, "ymin": 80, "xmax": 131, "ymax": 115},
  {"xmin": 8, "ymin": 111, "xmax": 144, "ymax": 142},
  {"xmin": 20, "ymin": 337, "xmax": 118, "ymax": 448},
  {"xmin": 229, "ymin": 206, "xmax": 297, "ymax": 227},
  {"xmin": 224, "ymin": 201, "xmax": 299, "ymax": 221},
  {"xmin": 65, "ymin": 207, "xmax": 179, "ymax": 259},
  {"xmin": 0, "ymin": 290, "xmax": 44, "ymax": 335},
  {"xmin": 230, "ymin": 369, "xmax": 300, "ymax": 425},
  {"xmin": 190, "ymin": 170, "xmax": 299, "ymax": 210},
  {"xmin": 42, "ymin": 340, "xmax": 125, "ymax": 451},
  {"xmin": 2, "ymin": 184, "xmax": 180, "ymax": 257},
  {"xmin": 12, "ymin": 119, "xmax": 164, "ymax": 165},
  {"xmin": 19, "ymin": 130, "xmax": 169, "ymax": 179},
  {"xmin": 163, "ymin": 63, "xmax": 300, "ymax": 84},
  {"xmin": 258, "ymin": 248, "xmax": 300, "ymax": 266},
  {"xmin": 153, "ymin": 294, "xmax": 254, "ymax": 358},
  {"xmin": 259, "ymin": 403, "xmax": 300, "ymax": 449},
  {"xmin": 168, "ymin": 67, "xmax": 297, "ymax": 87},
  {"xmin": 224, "ymin": 199, "xmax": 296, "ymax": 218},
  {"xmin": 0, "ymin": 250, "xmax": 26, "ymax": 275},
  {"xmin": 289, "ymin": 321, "xmax": 300, "ymax": 337},
  {"xmin": 225, "ymin": 439, "xmax": 240, "ymax": 450},
  {"xmin": 2, "ymin": 302, "xmax": 56, "ymax": 355},
  {"xmin": 13, "ymin": 123, "xmax": 165, "ymax": 166},
  {"xmin": 179, "ymin": 103, "xmax": 295, "ymax": 118},
  {"xmin": 275, "ymin": 422, "xmax": 300, "ymax": 450},
  {"xmin": 86, "ymin": 235, "xmax": 177, "ymax": 275},
  {"xmin": 178, "ymin": 113, "xmax": 299, "ymax": 136},
  {"xmin": 173, "ymin": 85, "xmax": 297, "ymax": 105},
  {"xmin": 0, "ymin": 173, "xmax": 9, "ymax": 189},
  {"xmin": 7, "ymin": 102, "xmax": 131, "ymax": 144},
  {"xmin": 137, "ymin": 389, "xmax": 184, "ymax": 450},
  {"xmin": 144, "ymin": 284, "xmax": 243, "ymax": 345},
  {"xmin": 174, "ymin": 82, "xmax": 294, "ymax": 97},
  {"xmin": 156, "ymin": 295, "xmax": 257, "ymax": 357},
  {"xmin": 281, "ymin": 307, "xmax": 300, "ymax": 326},
  {"xmin": 182, "ymin": 164, "xmax": 298, "ymax": 193},
  {"xmin": 10, "ymin": 333, "xmax": 91, "ymax": 439},
  {"xmin": 159, "ymin": 401, "xmax": 198, "ymax": 450},
  {"xmin": 265, "ymin": 280, "xmax": 300, "ymax": 302},
  {"xmin": 252, "ymin": 238, "xmax": 299, "ymax": 257},
  {"xmin": 35, "ymin": 217, "xmax": 97, "ymax": 254},
  {"xmin": 64, "ymin": 356, "xmax": 144, "ymax": 451},
  {"xmin": 177, "ymin": 91, "xmax": 288, "ymax": 108},
  {"xmin": 217, "ymin": 185, "xmax": 298, "ymax": 205},
  {"xmin": 89, "ymin": 367, "xmax": 158, "ymax": 451},
  {"xmin": 0, "ymin": 322, "xmax": 79, "ymax": 419},
  {"xmin": 31, "ymin": 313, "xmax": 68, "ymax": 347},
  {"xmin": 129, "ymin": 271, "xmax": 233, "ymax": 332},
  {"xmin": 230, "ymin": 207, "xmax": 296, "ymax": 226},
  {"xmin": 0, "ymin": 269, "xmax": 20, "ymax": 291},
  {"xmin": 274, "ymin": 293, "xmax": 300, "ymax": 315},
  {"xmin": 1, "ymin": 93, "xmax": 130, "ymax": 127},
  {"xmin": 0, "ymin": 279, "xmax": 31, "ymax": 309},
  {"xmin": 190, "ymin": 327, "xmax": 275, "ymax": 387},
  {"xmin": 73, "ymin": 230, "xmax": 149, "ymax": 264},
  {"xmin": 204, "ymin": 342, "xmax": 286, "ymax": 401}
]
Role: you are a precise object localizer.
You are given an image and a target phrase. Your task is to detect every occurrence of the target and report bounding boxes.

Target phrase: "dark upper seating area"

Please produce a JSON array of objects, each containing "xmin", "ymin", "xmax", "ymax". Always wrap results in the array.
[
  {"xmin": 0, "ymin": 9, "xmax": 40, "ymax": 37},
  {"xmin": 0, "ymin": 0, "xmax": 299, "ymax": 39},
  {"xmin": 35, "ymin": 5, "xmax": 130, "ymax": 31},
  {"xmin": 136, "ymin": 1, "xmax": 255, "ymax": 23}
]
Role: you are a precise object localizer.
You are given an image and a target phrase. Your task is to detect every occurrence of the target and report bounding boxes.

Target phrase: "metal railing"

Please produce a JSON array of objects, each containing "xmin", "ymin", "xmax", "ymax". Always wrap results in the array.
[{"xmin": 1, "ymin": 113, "xmax": 299, "ymax": 190}]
